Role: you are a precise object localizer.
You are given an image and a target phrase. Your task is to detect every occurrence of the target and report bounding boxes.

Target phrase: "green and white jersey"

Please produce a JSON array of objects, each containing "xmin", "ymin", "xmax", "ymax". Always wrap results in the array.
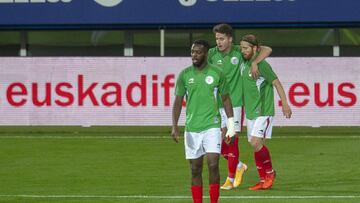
[
  {"xmin": 208, "ymin": 45, "xmax": 244, "ymax": 107},
  {"xmin": 241, "ymin": 59, "xmax": 277, "ymax": 120},
  {"xmin": 175, "ymin": 64, "xmax": 230, "ymax": 132}
]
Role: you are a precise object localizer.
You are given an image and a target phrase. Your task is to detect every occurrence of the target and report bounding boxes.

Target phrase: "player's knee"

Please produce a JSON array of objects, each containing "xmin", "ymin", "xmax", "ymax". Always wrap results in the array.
[
  {"xmin": 250, "ymin": 137, "xmax": 263, "ymax": 151},
  {"xmin": 191, "ymin": 163, "xmax": 202, "ymax": 177},
  {"xmin": 207, "ymin": 161, "xmax": 219, "ymax": 173}
]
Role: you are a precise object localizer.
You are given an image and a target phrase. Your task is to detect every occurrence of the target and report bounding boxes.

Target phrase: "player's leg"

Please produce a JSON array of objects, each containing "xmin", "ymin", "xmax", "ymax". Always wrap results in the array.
[
  {"xmin": 185, "ymin": 131, "xmax": 206, "ymax": 203},
  {"xmin": 207, "ymin": 153, "xmax": 220, "ymax": 203},
  {"xmin": 232, "ymin": 106, "xmax": 247, "ymax": 188},
  {"xmin": 219, "ymin": 108, "xmax": 233, "ymax": 189},
  {"xmin": 248, "ymin": 136, "xmax": 266, "ymax": 190},
  {"xmin": 190, "ymin": 157, "xmax": 204, "ymax": 203},
  {"xmin": 219, "ymin": 108, "xmax": 245, "ymax": 189},
  {"xmin": 248, "ymin": 116, "xmax": 276, "ymax": 190},
  {"xmin": 203, "ymin": 128, "xmax": 221, "ymax": 203}
]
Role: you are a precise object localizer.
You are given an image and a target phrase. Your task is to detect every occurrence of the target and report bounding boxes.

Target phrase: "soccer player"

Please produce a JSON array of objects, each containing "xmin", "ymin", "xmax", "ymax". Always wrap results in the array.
[
  {"xmin": 171, "ymin": 39, "xmax": 236, "ymax": 203},
  {"xmin": 239, "ymin": 34, "xmax": 292, "ymax": 190},
  {"xmin": 208, "ymin": 23, "xmax": 273, "ymax": 190}
]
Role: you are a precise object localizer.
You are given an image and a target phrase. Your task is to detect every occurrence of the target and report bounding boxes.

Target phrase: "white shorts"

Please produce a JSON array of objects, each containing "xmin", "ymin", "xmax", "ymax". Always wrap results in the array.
[
  {"xmin": 246, "ymin": 116, "xmax": 274, "ymax": 142},
  {"xmin": 184, "ymin": 128, "xmax": 222, "ymax": 160},
  {"xmin": 220, "ymin": 106, "xmax": 244, "ymax": 132}
]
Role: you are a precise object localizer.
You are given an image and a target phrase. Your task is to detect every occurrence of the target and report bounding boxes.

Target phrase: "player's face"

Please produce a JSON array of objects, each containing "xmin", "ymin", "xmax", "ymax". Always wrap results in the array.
[
  {"xmin": 215, "ymin": 32, "xmax": 233, "ymax": 53},
  {"xmin": 240, "ymin": 41, "xmax": 256, "ymax": 60},
  {"xmin": 191, "ymin": 44, "xmax": 207, "ymax": 67}
]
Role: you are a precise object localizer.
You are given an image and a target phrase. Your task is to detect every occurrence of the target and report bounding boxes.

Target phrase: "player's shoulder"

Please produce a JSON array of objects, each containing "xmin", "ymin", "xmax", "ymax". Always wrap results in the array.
[
  {"xmin": 231, "ymin": 45, "xmax": 243, "ymax": 60},
  {"xmin": 178, "ymin": 65, "xmax": 194, "ymax": 77},
  {"xmin": 258, "ymin": 59, "xmax": 271, "ymax": 69},
  {"xmin": 232, "ymin": 44, "xmax": 241, "ymax": 52},
  {"xmin": 208, "ymin": 47, "xmax": 219, "ymax": 58},
  {"xmin": 182, "ymin": 65, "xmax": 194, "ymax": 74},
  {"xmin": 208, "ymin": 63, "xmax": 224, "ymax": 75}
]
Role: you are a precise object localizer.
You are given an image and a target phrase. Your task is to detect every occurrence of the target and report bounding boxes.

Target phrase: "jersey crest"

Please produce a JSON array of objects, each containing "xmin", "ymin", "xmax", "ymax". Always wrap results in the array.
[
  {"xmin": 205, "ymin": 76, "xmax": 214, "ymax": 84},
  {"xmin": 231, "ymin": 57, "xmax": 239, "ymax": 65}
]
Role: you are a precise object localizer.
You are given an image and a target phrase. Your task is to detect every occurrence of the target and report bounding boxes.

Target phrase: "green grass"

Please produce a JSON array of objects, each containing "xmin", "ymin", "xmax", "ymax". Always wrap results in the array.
[{"xmin": 0, "ymin": 126, "xmax": 359, "ymax": 203}]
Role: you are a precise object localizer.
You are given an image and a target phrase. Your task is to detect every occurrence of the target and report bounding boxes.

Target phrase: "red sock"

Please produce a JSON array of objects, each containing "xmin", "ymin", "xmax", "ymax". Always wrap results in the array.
[
  {"xmin": 254, "ymin": 150, "xmax": 266, "ymax": 181},
  {"xmin": 209, "ymin": 184, "xmax": 220, "ymax": 203},
  {"xmin": 191, "ymin": 185, "xmax": 203, "ymax": 203},
  {"xmin": 227, "ymin": 137, "xmax": 239, "ymax": 178},
  {"xmin": 258, "ymin": 145, "xmax": 273, "ymax": 173},
  {"xmin": 228, "ymin": 156, "xmax": 238, "ymax": 178}
]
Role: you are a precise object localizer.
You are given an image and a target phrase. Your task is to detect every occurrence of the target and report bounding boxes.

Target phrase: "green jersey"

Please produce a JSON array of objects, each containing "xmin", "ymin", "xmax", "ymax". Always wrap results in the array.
[
  {"xmin": 175, "ymin": 64, "xmax": 230, "ymax": 132},
  {"xmin": 241, "ymin": 59, "xmax": 277, "ymax": 120},
  {"xmin": 208, "ymin": 45, "xmax": 244, "ymax": 107}
]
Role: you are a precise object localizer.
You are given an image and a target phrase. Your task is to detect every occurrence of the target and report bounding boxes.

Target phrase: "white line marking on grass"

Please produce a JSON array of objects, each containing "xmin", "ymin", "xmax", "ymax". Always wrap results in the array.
[
  {"xmin": 0, "ymin": 135, "xmax": 170, "ymax": 139},
  {"xmin": 275, "ymin": 135, "xmax": 360, "ymax": 139},
  {"xmin": 0, "ymin": 135, "xmax": 358, "ymax": 139},
  {"xmin": 0, "ymin": 195, "xmax": 359, "ymax": 199}
]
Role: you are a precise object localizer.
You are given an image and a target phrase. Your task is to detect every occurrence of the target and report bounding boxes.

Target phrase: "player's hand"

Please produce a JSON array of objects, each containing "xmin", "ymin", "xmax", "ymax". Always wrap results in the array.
[
  {"xmin": 225, "ymin": 117, "xmax": 235, "ymax": 143},
  {"xmin": 224, "ymin": 135, "xmax": 236, "ymax": 145},
  {"xmin": 251, "ymin": 62, "xmax": 260, "ymax": 80},
  {"xmin": 282, "ymin": 104, "xmax": 292, "ymax": 119},
  {"xmin": 222, "ymin": 127, "xmax": 234, "ymax": 144},
  {"xmin": 171, "ymin": 126, "xmax": 180, "ymax": 143}
]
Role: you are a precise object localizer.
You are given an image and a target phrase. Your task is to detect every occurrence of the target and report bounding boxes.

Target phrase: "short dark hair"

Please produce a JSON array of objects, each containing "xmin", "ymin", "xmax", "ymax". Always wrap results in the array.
[
  {"xmin": 241, "ymin": 34, "xmax": 259, "ymax": 47},
  {"xmin": 192, "ymin": 39, "xmax": 210, "ymax": 52},
  {"xmin": 212, "ymin": 23, "xmax": 233, "ymax": 37}
]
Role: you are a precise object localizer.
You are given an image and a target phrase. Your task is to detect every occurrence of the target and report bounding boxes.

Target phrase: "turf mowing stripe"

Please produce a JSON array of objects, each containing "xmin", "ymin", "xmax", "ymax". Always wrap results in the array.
[
  {"xmin": 0, "ymin": 195, "xmax": 359, "ymax": 199},
  {"xmin": 0, "ymin": 135, "xmax": 358, "ymax": 139}
]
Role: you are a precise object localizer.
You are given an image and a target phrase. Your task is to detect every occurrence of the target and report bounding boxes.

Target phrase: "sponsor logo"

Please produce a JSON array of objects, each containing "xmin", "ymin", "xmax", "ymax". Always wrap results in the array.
[
  {"xmin": 205, "ymin": 76, "xmax": 214, "ymax": 85},
  {"xmin": 179, "ymin": 0, "xmax": 295, "ymax": 7},
  {"xmin": 94, "ymin": 0, "xmax": 123, "ymax": 7},
  {"xmin": 216, "ymin": 60, "xmax": 223, "ymax": 66},
  {"xmin": 0, "ymin": 0, "xmax": 72, "ymax": 3},
  {"xmin": 178, "ymin": 0, "xmax": 197, "ymax": 7},
  {"xmin": 188, "ymin": 78, "xmax": 195, "ymax": 84},
  {"xmin": 0, "ymin": 0, "xmax": 123, "ymax": 7}
]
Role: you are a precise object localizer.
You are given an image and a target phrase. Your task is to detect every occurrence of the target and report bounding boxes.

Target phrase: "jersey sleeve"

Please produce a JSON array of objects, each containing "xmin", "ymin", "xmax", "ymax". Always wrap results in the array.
[
  {"xmin": 175, "ymin": 70, "xmax": 186, "ymax": 96},
  {"xmin": 259, "ymin": 61, "xmax": 278, "ymax": 83},
  {"xmin": 218, "ymin": 71, "xmax": 230, "ymax": 95}
]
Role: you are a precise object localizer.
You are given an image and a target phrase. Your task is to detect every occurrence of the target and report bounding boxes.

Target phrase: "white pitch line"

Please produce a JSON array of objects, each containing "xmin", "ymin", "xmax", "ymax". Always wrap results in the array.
[
  {"xmin": 0, "ymin": 195, "xmax": 359, "ymax": 199},
  {"xmin": 0, "ymin": 135, "xmax": 170, "ymax": 139},
  {"xmin": 0, "ymin": 135, "xmax": 358, "ymax": 139},
  {"xmin": 0, "ymin": 194, "xmax": 359, "ymax": 199}
]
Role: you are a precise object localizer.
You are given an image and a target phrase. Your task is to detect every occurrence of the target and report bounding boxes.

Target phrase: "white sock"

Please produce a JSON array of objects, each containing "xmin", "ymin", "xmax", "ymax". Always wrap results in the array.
[
  {"xmin": 228, "ymin": 177, "xmax": 234, "ymax": 183},
  {"xmin": 237, "ymin": 161, "xmax": 243, "ymax": 169}
]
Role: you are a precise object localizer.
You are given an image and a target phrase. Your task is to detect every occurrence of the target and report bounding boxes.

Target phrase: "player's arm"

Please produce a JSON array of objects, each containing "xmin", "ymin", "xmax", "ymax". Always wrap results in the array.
[
  {"xmin": 251, "ymin": 46, "xmax": 272, "ymax": 79},
  {"xmin": 221, "ymin": 94, "xmax": 235, "ymax": 144},
  {"xmin": 272, "ymin": 79, "xmax": 292, "ymax": 119},
  {"xmin": 171, "ymin": 96, "xmax": 183, "ymax": 143}
]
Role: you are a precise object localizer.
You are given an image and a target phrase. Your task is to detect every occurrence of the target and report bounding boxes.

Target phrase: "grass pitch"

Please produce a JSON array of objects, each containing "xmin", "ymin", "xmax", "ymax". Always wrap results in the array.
[{"xmin": 0, "ymin": 126, "xmax": 359, "ymax": 203}]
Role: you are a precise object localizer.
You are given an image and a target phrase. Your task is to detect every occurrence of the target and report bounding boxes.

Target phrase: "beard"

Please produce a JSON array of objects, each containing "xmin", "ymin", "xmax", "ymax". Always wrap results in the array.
[
  {"xmin": 243, "ymin": 52, "xmax": 254, "ymax": 60},
  {"xmin": 192, "ymin": 57, "xmax": 205, "ymax": 67}
]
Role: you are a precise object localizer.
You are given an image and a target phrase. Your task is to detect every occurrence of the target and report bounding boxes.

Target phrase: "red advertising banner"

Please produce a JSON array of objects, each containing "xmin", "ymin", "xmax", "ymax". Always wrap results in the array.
[{"xmin": 0, "ymin": 57, "xmax": 358, "ymax": 126}]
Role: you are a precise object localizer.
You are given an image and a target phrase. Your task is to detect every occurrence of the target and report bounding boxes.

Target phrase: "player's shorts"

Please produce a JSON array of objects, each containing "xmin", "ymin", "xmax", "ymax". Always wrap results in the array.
[
  {"xmin": 219, "ymin": 106, "xmax": 244, "ymax": 132},
  {"xmin": 184, "ymin": 128, "xmax": 222, "ymax": 160},
  {"xmin": 246, "ymin": 116, "xmax": 274, "ymax": 142}
]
